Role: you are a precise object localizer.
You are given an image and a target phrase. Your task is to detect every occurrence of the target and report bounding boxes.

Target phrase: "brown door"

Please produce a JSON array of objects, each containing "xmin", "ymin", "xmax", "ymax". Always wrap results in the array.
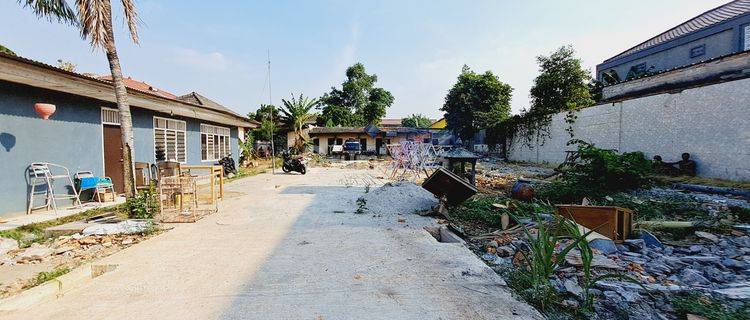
[{"xmin": 103, "ymin": 125, "xmax": 125, "ymax": 193}]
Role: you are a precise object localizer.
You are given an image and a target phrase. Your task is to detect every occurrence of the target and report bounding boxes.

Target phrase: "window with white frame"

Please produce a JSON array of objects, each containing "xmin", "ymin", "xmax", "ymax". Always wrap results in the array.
[
  {"xmin": 153, "ymin": 117, "xmax": 187, "ymax": 163},
  {"xmin": 201, "ymin": 124, "xmax": 231, "ymax": 161}
]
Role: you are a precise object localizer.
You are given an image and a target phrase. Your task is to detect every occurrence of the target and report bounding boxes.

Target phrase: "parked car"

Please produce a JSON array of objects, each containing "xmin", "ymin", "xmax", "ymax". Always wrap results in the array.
[{"xmin": 343, "ymin": 140, "xmax": 361, "ymax": 160}]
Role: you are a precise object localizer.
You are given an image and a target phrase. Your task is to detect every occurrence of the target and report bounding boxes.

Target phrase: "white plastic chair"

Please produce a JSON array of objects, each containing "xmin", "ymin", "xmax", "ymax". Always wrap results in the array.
[{"xmin": 27, "ymin": 163, "xmax": 82, "ymax": 215}]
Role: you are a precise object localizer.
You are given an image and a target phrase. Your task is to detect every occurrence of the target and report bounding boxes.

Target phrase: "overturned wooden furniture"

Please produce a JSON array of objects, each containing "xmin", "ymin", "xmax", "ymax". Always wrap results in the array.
[
  {"xmin": 422, "ymin": 167, "xmax": 477, "ymax": 205},
  {"xmin": 555, "ymin": 205, "xmax": 633, "ymax": 243}
]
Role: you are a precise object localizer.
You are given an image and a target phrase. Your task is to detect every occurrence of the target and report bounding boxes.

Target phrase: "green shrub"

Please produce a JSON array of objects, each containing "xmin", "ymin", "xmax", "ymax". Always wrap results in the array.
[
  {"xmin": 539, "ymin": 139, "xmax": 652, "ymax": 203},
  {"xmin": 448, "ymin": 196, "xmax": 553, "ymax": 229},
  {"xmin": 123, "ymin": 185, "xmax": 159, "ymax": 219}
]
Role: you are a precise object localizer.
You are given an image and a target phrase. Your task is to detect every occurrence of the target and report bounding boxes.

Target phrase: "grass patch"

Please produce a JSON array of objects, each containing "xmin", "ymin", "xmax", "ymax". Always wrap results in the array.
[
  {"xmin": 26, "ymin": 266, "xmax": 70, "ymax": 289},
  {"xmin": 0, "ymin": 206, "xmax": 120, "ymax": 248},
  {"xmin": 655, "ymin": 175, "xmax": 750, "ymax": 190},
  {"xmin": 671, "ymin": 292, "xmax": 749, "ymax": 320},
  {"xmin": 448, "ymin": 195, "xmax": 553, "ymax": 233}
]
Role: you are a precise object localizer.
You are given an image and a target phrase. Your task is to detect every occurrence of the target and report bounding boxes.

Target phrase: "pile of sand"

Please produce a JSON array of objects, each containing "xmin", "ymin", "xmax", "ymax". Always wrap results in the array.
[{"xmin": 359, "ymin": 181, "xmax": 438, "ymax": 215}]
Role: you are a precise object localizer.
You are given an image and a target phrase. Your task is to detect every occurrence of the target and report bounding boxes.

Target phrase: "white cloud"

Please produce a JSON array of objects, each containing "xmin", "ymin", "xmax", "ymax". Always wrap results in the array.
[{"xmin": 173, "ymin": 48, "xmax": 229, "ymax": 72}]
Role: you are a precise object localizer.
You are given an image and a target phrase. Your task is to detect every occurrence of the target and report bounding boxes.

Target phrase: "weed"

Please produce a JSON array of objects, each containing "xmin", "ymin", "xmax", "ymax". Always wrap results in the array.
[
  {"xmin": 27, "ymin": 266, "xmax": 70, "ymax": 288},
  {"xmin": 355, "ymin": 197, "xmax": 367, "ymax": 214},
  {"xmin": 448, "ymin": 195, "xmax": 554, "ymax": 230},
  {"xmin": 671, "ymin": 292, "xmax": 749, "ymax": 320},
  {"xmin": 538, "ymin": 139, "xmax": 652, "ymax": 203},
  {"xmin": 729, "ymin": 206, "xmax": 750, "ymax": 224},
  {"xmin": 509, "ymin": 213, "xmax": 592, "ymax": 308},
  {"xmin": 122, "ymin": 184, "xmax": 159, "ymax": 219},
  {"xmin": 0, "ymin": 206, "xmax": 119, "ymax": 248}
]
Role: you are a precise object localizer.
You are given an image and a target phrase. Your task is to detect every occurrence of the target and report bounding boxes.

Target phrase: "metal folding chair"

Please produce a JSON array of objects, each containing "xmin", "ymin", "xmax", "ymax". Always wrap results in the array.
[{"xmin": 27, "ymin": 162, "xmax": 82, "ymax": 214}]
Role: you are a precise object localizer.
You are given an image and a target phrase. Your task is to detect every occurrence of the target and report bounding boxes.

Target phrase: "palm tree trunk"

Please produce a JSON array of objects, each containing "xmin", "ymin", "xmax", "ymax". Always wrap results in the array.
[{"xmin": 103, "ymin": 6, "xmax": 136, "ymax": 198}]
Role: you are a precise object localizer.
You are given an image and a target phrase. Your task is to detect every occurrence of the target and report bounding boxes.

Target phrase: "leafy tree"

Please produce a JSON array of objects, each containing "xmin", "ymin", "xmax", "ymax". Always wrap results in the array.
[
  {"xmin": 280, "ymin": 94, "xmax": 318, "ymax": 152},
  {"xmin": 248, "ymin": 104, "xmax": 280, "ymax": 123},
  {"xmin": 318, "ymin": 63, "xmax": 394, "ymax": 126},
  {"xmin": 0, "ymin": 44, "xmax": 15, "ymax": 56},
  {"xmin": 440, "ymin": 65, "xmax": 513, "ymax": 141},
  {"xmin": 529, "ymin": 46, "xmax": 594, "ymax": 115},
  {"xmin": 401, "ymin": 114, "xmax": 432, "ymax": 128},
  {"xmin": 255, "ymin": 119, "xmax": 277, "ymax": 141},
  {"xmin": 56, "ymin": 59, "xmax": 76, "ymax": 72},
  {"xmin": 18, "ymin": 0, "xmax": 142, "ymax": 197}
]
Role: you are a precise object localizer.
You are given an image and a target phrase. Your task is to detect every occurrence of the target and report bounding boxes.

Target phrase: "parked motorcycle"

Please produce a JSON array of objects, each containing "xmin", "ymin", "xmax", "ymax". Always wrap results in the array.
[
  {"xmin": 282, "ymin": 152, "xmax": 306, "ymax": 174},
  {"xmin": 218, "ymin": 155, "xmax": 237, "ymax": 176}
]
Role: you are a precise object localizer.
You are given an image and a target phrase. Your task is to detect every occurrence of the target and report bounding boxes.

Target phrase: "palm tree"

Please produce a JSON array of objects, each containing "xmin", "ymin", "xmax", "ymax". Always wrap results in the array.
[
  {"xmin": 280, "ymin": 94, "xmax": 318, "ymax": 153},
  {"xmin": 18, "ymin": 0, "xmax": 140, "ymax": 197}
]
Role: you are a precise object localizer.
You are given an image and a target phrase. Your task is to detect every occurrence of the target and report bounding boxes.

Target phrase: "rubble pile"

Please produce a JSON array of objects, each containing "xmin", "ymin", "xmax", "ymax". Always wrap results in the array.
[
  {"xmin": 475, "ymin": 159, "xmax": 556, "ymax": 190},
  {"xmin": 0, "ymin": 221, "xmax": 157, "ymax": 297},
  {"xmin": 477, "ymin": 224, "xmax": 750, "ymax": 319}
]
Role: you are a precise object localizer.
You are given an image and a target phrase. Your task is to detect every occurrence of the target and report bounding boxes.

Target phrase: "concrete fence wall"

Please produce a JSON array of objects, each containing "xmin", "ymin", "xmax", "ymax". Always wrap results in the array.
[{"xmin": 507, "ymin": 77, "xmax": 750, "ymax": 181}]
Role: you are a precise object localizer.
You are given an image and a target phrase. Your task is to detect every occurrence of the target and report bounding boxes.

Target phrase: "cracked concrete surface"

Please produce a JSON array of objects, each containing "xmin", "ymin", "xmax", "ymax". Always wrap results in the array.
[{"xmin": 0, "ymin": 167, "xmax": 541, "ymax": 320}]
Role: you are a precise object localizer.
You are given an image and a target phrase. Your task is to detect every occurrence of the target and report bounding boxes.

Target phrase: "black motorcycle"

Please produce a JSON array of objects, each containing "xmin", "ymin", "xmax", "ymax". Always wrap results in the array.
[
  {"xmin": 218, "ymin": 155, "xmax": 237, "ymax": 176},
  {"xmin": 282, "ymin": 152, "xmax": 306, "ymax": 174}
]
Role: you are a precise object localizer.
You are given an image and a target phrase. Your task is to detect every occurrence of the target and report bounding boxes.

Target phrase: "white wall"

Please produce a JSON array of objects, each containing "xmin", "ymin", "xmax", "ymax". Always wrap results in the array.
[{"xmin": 508, "ymin": 78, "xmax": 750, "ymax": 181}]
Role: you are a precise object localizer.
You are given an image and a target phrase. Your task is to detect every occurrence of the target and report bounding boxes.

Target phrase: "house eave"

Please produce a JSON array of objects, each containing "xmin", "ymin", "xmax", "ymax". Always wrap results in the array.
[{"xmin": 0, "ymin": 53, "xmax": 256, "ymax": 128}]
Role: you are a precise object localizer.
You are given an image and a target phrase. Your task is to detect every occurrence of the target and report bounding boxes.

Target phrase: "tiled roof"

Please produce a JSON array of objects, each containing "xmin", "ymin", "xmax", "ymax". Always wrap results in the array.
[
  {"xmin": 604, "ymin": 0, "xmax": 750, "ymax": 63},
  {"xmin": 379, "ymin": 118, "xmax": 403, "ymax": 126},
  {"xmin": 97, "ymin": 75, "xmax": 177, "ymax": 99},
  {"xmin": 0, "ymin": 51, "xmax": 254, "ymax": 126},
  {"xmin": 177, "ymin": 92, "xmax": 244, "ymax": 118}
]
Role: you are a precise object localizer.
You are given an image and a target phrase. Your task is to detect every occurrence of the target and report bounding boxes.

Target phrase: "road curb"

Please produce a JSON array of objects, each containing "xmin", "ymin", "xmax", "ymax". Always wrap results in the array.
[{"xmin": 0, "ymin": 261, "xmax": 108, "ymax": 312}]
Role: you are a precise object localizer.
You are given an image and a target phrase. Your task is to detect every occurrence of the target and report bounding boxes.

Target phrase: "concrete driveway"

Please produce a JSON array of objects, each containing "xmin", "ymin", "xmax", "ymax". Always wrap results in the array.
[{"xmin": 0, "ymin": 167, "xmax": 541, "ymax": 320}]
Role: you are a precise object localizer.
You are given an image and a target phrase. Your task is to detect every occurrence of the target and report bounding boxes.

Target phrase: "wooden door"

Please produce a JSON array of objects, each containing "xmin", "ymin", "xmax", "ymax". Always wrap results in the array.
[{"xmin": 103, "ymin": 125, "xmax": 125, "ymax": 193}]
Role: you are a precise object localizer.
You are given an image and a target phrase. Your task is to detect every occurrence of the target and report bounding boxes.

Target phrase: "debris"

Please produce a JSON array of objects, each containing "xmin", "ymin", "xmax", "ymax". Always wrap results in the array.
[
  {"xmin": 556, "ymin": 205, "xmax": 633, "ymax": 242},
  {"xmin": 0, "ymin": 237, "xmax": 18, "ymax": 255},
  {"xmin": 82, "ymin": 220, "xmax": 151, "ymax": 236},
  {"xmin": 590, "ymin": 238, "xmax": 618, "ymax": 255},
  {"xmin": 422, "ymin": 168, "xmax": 477, "ymax": 205},
  {"xmin": 565, "ymin": 251, "xmax": 622, "ymax": 270},
  {"xmin": 680, "ymin": 268, "xmax": 710, "ymax": 286},
  {"xmin": 694, "ymin": 231, "xmax": 719, "ymax": 243},
  {"xmin": 639, "ymin": 230, "xmax": 664, "ymax": 249},
  {"xmin": 14, "ymin": 244, "xmax": 53, "ymax": 263}
]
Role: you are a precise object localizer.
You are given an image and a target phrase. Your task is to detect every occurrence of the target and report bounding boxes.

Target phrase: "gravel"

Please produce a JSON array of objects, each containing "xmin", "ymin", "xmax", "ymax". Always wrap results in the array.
[{"xmin": 359, "ymin": 181, "xmax": 438, "ymax": 215}]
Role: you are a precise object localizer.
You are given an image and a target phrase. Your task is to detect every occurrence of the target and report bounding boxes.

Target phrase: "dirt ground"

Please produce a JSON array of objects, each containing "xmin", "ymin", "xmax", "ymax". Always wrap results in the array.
[{"xmin": 0, "ymin": 167, "xmax": 541, "ymax": 320}]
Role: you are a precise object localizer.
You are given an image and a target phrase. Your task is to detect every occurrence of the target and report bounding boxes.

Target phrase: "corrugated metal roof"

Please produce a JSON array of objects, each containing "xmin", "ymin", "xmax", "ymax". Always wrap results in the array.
[
  {"xmin": 604, "ymin": 0, "xmax": 750, "ymax": 63},
  {"xmin": 309, "ymin": 127, "xmax": 365, "ymax": 134}
]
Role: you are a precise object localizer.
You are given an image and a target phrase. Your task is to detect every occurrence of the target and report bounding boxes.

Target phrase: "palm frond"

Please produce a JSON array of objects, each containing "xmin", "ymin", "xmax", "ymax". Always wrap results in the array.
[
  {"xmin": 76, "ymin": 0, "xmax": 110, "ymax": 48},
  {"xmin": 18, "ymin": 0, "xmax": 77, "ymax": 25},
  {"xmin": 120, "ymin": 0, "xmax": 139, "ymax": 43}
]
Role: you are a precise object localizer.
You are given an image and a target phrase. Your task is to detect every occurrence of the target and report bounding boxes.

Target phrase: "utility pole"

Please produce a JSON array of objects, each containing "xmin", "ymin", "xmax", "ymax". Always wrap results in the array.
[{"xmin": 268, "ymin": 49, "xmax": 276, "ymax": 173}]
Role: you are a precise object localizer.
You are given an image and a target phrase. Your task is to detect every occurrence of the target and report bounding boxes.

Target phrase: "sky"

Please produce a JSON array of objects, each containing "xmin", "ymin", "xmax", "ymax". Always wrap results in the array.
[{"xmin": 0, "ymin": 0, "xmax": 729, "ymax": 119}]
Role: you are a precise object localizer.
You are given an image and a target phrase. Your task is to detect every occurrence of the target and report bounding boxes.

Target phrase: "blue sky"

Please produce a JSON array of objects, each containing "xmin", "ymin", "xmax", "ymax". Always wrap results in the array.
[{"xmin": 0, "ymin": 0, "xmax": 728, "ymax": 118}]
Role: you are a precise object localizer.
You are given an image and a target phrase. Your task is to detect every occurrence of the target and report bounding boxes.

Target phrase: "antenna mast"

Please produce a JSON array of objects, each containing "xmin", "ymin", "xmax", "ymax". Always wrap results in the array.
[{"xmin": 268, "ymin": 49, "xmax": 276, "ymax": 173}]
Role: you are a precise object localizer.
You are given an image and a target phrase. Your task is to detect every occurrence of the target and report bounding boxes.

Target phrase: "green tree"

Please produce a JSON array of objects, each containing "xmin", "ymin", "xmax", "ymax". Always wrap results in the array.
[
  {"xmin": 401, "ymin": 114, "xmax": 432, "ymax": 128},
  {"xmin": 18, "ymin": 0, "xmax": 141, "ymax": 197},
  {"xmin": 248, "ymin": 104, "xmax": 280, "ymax": 123},
  {"xmin": 440, "ymin": 65, "xmax": 513, "ymax": 141},
  {"xmin": 56, "ymin": 59, "xmax": 76, "ymax": 72},
  {"xmin": 255, "ymin": 119, "xmax": 277, "ymax": 141},
  {"xmin": 529, "ymin": 46, "xmax": 594, "ymax": 115},
  {"xmin": 318, "ymin": 63, "xmax": 394, "ymax": 126},
  {"xmin": 280, "ymin": 94, "xmax": 318, "ymax": 152}
]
